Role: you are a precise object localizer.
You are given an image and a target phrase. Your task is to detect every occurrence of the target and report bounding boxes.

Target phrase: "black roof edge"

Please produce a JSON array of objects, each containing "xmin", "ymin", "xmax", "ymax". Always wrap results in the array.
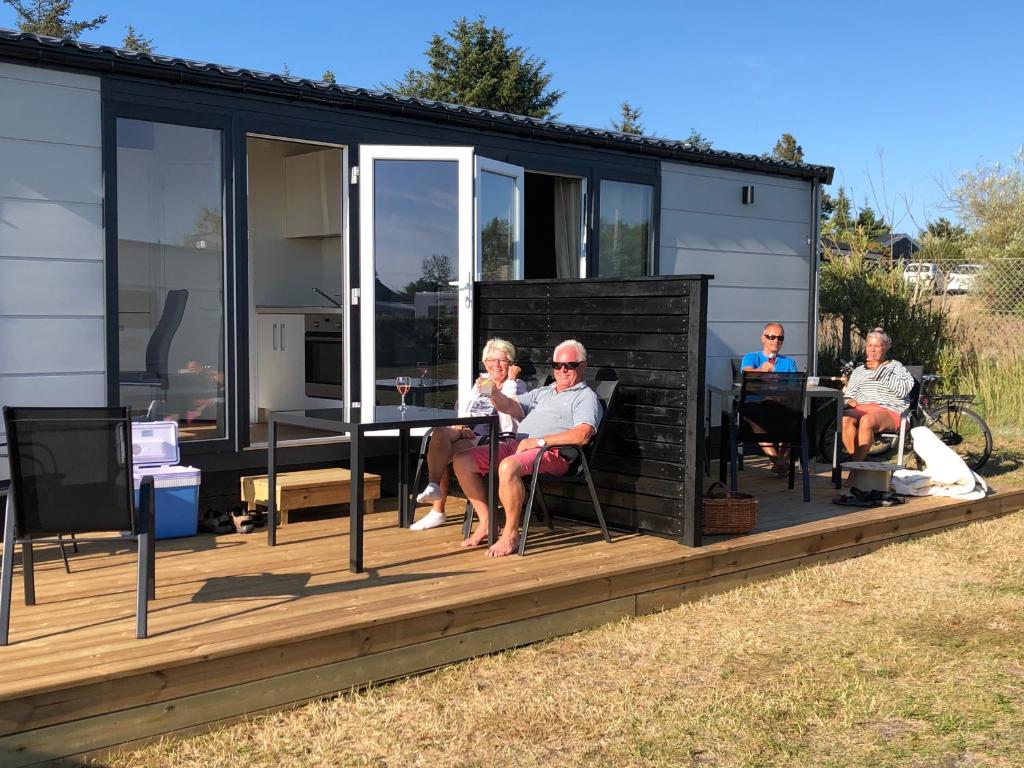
[{"xmin": 0, "ymin": 30, "xmax": 834, "ymax": 185}]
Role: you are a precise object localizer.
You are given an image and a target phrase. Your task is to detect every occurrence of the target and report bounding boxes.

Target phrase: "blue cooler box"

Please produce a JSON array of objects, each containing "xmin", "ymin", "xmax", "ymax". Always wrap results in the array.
[{"xmin": 131, "ymin": 421, "xmax": 201, "ymax": 539}]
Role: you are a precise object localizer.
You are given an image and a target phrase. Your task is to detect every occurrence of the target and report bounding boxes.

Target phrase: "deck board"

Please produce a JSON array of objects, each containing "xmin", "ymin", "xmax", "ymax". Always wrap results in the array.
[{"xmin": 1, "ymin": 465, "xmax": 1021, "ymax": 765}]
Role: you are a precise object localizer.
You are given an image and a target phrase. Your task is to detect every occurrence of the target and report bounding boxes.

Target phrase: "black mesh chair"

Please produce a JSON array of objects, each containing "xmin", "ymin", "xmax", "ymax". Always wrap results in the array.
[
  {"xmin": 1, "ymin": 406, "xmax": 156, "ymax": 645},
  {"xmin": 730, "ymin": 371, "xmax": 811, "ymax": 502},
  {"xmin": 119, "ymin": 289, "xmax": 189, "ymax": 397},
  {"xmin": 517, "ymin": 380, "xmax": 617, "ymax": 555}
]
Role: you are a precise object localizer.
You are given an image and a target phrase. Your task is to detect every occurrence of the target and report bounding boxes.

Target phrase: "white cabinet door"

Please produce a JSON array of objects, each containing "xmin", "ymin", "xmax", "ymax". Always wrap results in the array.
[
  {"xmin": 257, "ymin": 313, "xmax": 306, "ymax": 411},
  {"xmin": 285, "ymin": 150, "xmax": 342, "ymax": 238}
]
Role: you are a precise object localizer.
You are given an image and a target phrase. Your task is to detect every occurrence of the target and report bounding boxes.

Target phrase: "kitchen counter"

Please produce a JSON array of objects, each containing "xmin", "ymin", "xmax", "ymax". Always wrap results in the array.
[{"xmin": 255, "ymin": 305, "xmax": 344, "ymax": 315}]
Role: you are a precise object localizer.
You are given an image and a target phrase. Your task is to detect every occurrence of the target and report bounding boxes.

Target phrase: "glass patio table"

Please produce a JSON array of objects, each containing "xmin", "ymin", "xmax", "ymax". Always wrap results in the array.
[{"xmin": 267, "ymin": 405, "xmax": 499, "ymax": 573}]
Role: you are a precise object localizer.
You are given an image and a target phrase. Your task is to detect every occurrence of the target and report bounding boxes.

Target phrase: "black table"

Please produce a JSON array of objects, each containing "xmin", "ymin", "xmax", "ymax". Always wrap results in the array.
[{"xmin": 267, "ymin": 406, "xmax": 499, "ymax": 572}]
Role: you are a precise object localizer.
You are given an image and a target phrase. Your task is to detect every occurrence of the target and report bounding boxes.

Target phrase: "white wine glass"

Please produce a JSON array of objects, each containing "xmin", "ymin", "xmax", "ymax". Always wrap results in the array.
[{"xmin": 395, "ymin": 376, "xmax": 412, "ymax": 413}]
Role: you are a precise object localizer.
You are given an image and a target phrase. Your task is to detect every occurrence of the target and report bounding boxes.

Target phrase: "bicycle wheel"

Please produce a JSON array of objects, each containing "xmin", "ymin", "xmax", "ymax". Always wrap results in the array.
[{"xmin": 923, "ymin": 404, "xmax": 992, "ymax": 472}]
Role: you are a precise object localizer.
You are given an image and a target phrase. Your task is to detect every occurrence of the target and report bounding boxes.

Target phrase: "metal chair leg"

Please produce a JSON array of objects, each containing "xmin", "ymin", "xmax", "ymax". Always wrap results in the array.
[
  {"xmin": 518, "ymin": 459, "xmax": 546, "ymax": 556},
  {"xmin": 58, "ymin": 534, "xmax": 71, "ymax": 574},
  {"xmin": 729, "ymin": 409, "xmax": 740, "ymax": 492},
  {"xmin": 412, "ymin": 429, "xmax": 433, "ymax": 496},
  {"xmin": 136, "ymin": 476, "xmax": 155, "ymax": 639},
  {"xmin": 580, "ymin": 455, "xmax": 611, "ymax": 543},
  {"xmin": 1, "ymin": 493, "xmax": 15, "ymax": 646},
  {"xmin": 22, "ymin": 540, "xmax": 34, "ymax": 606},
  {"xmin": 535, "ymin": 486, "xmax": 553, "ymax": 530}
]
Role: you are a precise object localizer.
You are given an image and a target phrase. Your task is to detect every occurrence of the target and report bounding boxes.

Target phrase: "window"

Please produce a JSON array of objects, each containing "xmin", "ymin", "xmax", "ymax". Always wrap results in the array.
[
  {"xmin": 598, "ymin": 180, "xmax": 653, "ymax": 277},
  {"xmin": 116, "ymin": 119, "xmax": 227, "ymax": 441}
]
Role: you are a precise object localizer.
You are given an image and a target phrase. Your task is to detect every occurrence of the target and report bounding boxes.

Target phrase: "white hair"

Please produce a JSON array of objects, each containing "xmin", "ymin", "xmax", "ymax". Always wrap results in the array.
[
  {"xmin": 866, "ymin": 327, "xmax": 891, "ymax": 349},
  {"xmin": 554, "ymin": 339, "xmax": 587, "ymax": 362},
  {"xmin": 481, "ymin": 337, "xmax": 516, "ymax": 362}
]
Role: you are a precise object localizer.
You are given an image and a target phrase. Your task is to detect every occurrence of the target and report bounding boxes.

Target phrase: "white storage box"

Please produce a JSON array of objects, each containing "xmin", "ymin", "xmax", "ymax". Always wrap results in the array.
[{"xmin": 131, "ymin": 421, "xmax": 201, "ymax": 539}]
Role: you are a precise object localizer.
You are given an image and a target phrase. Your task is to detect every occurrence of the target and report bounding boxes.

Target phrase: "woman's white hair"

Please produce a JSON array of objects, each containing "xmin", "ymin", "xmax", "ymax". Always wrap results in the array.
[
  {"xmin": 554, "ymin": 339, "xmax": 587, "ymax": 362},
  {"xmin": 866, "ymin": 327, "xmax": 891, "ymax": 349},
  {"xmin": 481, "ymin": 337, "xmax": 516, "ymax": 362}
]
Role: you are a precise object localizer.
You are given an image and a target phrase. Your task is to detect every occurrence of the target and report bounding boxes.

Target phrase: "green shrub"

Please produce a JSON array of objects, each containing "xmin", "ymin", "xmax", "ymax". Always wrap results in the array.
[{"xmin": 818, "ymin": 251, "xmax": 960, "ymax": 377}]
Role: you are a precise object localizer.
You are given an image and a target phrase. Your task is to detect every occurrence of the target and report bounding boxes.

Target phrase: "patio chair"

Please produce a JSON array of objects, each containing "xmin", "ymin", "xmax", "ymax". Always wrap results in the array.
[
  {"xmin": 0, "ymin": 406, "xmax": 156, "ymax": 645},
  {"xmin": 729, "ymin": 371, "xmax": 811, "ymax": 502},
  {"xmin": 119, "ymin": 289, "xmax": 189, "ymax": 401},
  {"xmin": 517, "ymin": 380, "xmax": 617, "ymax": 555},
  {"xmin": 875, "ymin": 365, "xmax": 923, "ymax": 466}
]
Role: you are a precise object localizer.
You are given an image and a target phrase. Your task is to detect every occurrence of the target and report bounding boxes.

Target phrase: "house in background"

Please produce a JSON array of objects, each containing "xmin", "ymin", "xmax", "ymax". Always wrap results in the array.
[
  {"xmin": 0, "ymin": 30, "xmax": 834, "ymax": 489},
  {"xmin": 878, "ymin": 232, "xmax": 922, "ymax": 262}
]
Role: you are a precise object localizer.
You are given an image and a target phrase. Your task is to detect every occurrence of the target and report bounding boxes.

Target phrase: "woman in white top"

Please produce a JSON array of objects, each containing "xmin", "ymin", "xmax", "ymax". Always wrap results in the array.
[
  {"xmin": 842, "ymin": 327, "xmax": 916, "ymax": 462},
  {"xmin": 411, "ymin": 338, "xmax": 527, "ymax": 530}
]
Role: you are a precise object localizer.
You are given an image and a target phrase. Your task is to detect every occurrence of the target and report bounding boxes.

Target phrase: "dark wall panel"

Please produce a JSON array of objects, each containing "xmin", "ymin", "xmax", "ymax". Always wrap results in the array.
[{"xmin": 475, "ymin": 275, "xmax": 708, "ymax": 545}]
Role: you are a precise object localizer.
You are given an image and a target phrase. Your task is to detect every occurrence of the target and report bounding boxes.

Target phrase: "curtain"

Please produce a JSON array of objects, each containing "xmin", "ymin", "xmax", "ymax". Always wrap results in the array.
[{"xmin": 552, "ymin": 178, "xmax": 581, "ymax": 279}]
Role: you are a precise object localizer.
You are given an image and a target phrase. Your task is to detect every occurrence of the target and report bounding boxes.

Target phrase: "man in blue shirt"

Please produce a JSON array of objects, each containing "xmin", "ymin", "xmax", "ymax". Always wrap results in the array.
[
  {"xmin": 741, "ymin": 322, "xmax": 798, "ymax": 373},
  {"xmin": 740, "ymin": 322, "xmax": 798, "ymax": 475}
]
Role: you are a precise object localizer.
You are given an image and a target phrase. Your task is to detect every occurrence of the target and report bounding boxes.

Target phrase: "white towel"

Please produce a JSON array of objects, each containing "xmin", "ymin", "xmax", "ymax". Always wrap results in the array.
[{"xmin": 891, "ymin": 426, "xmax": 988, "ymax": 499}]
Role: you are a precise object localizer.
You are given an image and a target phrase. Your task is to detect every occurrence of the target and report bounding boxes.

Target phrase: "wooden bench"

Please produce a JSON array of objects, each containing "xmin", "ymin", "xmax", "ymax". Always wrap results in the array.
[{"xmin": 240, "ymin": 468, "xmax": 382, "ymax": 526}]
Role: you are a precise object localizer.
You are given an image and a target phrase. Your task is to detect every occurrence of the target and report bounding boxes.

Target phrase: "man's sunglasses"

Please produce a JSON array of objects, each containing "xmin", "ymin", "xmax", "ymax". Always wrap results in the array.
[
  {"xmin": 550, "ymin": 361, "xmax": 583, "ymax": 371},
  {"xmin": 763, "ymin": 334, "xmax": 785, "ymax": 342}
]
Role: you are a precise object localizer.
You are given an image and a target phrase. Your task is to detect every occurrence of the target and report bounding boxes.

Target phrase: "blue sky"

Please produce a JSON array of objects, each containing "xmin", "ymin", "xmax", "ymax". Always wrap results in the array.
[{"xmin": 4, "ymin": 0, "xmax": 1021, "ymax": 232}]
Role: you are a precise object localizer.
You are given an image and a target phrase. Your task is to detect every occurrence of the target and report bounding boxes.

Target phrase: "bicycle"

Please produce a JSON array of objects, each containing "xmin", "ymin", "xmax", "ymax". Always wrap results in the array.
[{"xmin": 817, "ymin": 369, "xmax": 993, "ymax": 472}]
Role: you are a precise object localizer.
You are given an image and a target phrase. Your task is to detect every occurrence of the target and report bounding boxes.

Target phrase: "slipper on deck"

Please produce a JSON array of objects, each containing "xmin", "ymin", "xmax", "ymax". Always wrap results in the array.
[{"xmin": 199, "ymin": 509, "xmax": 234, "ymax": 534}]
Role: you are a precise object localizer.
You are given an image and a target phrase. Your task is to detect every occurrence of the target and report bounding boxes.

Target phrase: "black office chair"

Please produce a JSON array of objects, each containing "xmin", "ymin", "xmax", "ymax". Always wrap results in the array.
[
  {"xmin": 730, "ymin": 371, "xmax": 811, "ymax": 502},
  {"xmin": 0, "ymin": 406, "xmax": 156, "ymax": 645},
  {"xmin": 119, "ymin": 289, "xmax": 189, "ymax": 400},
  {"xmin": 517, "ymin": 380, "xmax": 617, "ymax": 555}
]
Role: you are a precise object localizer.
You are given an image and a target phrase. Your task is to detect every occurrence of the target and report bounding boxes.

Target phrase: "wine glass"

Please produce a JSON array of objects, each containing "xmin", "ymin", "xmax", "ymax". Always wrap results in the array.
[
  {"xmin": 416, "ymin": 360, "xmax": 429, "ymax": 386},
  {"xmin": 395, "ymin": 376, "xmax": 412, "ymax": 413}
]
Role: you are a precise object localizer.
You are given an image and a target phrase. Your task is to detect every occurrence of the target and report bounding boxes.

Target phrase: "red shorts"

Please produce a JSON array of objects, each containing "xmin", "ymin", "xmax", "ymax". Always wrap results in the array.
[
  {"xmin": 844, "ymin": 402, "xmax": 902, "ymax": 431},
  {"xmin": 470, "ymin": 438, "xmax": 571, "ymax": 477}
]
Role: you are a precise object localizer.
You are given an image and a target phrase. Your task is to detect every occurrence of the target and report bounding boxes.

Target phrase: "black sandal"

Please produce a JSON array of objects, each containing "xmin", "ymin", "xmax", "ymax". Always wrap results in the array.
[{"xmin": 199, "ymin": 509, "xmax": 234, "ymax": 534}]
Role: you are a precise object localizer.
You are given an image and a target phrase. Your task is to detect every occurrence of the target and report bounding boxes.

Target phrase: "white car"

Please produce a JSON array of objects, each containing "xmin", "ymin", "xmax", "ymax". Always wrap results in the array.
[
  {"xmin": 903, "ymin": 262, "xmax": 945, "ymax": 294},
  {"xmin": 945, "ymin": 263, "xmax": 985, "ymax": 294}
]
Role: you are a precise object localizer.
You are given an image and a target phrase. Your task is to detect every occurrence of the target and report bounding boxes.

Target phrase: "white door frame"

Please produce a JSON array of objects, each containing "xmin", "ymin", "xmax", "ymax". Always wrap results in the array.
[
  {"xmin": 474, "ymin": 156, "xmax": 525, "ymax": 280},
  {"xmin": 358, "ymin": 145, "xmax": 474, "ymax": 421}
]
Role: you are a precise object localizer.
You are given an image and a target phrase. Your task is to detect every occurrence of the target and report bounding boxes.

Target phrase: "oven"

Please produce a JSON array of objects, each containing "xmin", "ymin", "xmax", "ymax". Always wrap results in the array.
[{"xmin": 304, "ymin": 313, "xmax": 344, "ymax": 399}]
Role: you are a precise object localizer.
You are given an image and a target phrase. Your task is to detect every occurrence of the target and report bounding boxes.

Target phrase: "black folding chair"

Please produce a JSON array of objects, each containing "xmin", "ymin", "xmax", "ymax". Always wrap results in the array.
[
  {"xmin": 412, "ymin": 427, "xmax": 518, "ymax": 539},
  {"xmin": 1, "ymin": 406, "xmax": 156, "ymax": 645},
  {"xmin": 876, "ymin": 365, "xmax": 923, "ymax": 466},
  {"xmin": 518, "ymin": 380, "xmax": 617, "ymax": 555},
  {"xmin": 730, "ymin": 371, "xmax": 811, "ymax": 502}
]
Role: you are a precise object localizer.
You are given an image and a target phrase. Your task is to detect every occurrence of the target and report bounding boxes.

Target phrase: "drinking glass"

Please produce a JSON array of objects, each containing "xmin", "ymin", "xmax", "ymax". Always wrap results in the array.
[
  {"xmin": 396, "ymin": 376, "xmax": 412, "ymax": 413},
  {"xmin": 416, "ymin": 360, "xmax": 429, "ymax": 385}
]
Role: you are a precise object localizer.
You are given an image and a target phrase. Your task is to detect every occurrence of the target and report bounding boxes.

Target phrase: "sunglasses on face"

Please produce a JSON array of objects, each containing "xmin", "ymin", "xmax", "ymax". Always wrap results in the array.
[
  {"xmin": 550, "ymin": 361, "xmax": 583, "ymax": 371},
  {"xmin": 763, "ymin": 334, "xmax": 784, "ymax": 342}
]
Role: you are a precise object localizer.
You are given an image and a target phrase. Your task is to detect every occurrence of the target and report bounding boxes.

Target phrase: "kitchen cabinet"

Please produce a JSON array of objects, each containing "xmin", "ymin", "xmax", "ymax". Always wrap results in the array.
[
  {"xmin": 285, "ymin": 150, "xmax": 342, "ymax": 238},
  {"xmin": 255, "ymin": 313, "xmax": 309, "ymax": 412}
]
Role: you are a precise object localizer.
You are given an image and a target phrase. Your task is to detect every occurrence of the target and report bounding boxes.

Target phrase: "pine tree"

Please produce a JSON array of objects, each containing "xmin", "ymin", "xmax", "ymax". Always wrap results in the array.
[
  {"xmin": 3, "ymin": 0, "xmax": 106, "ymax": 38},
  {"xmin": 390, "ymin": 16, "xmax": 563, "ymax": 118},
  {"xmin": 611, "ymin": 102, "xmax": 644, "ymax": 135},
  {"xmin": 321, "ymin": 70, "xmax": 337, "ymax": 84},
  {"xmin": 770, "ymin": 133, "xmax": 804, "ymax": 163},
  {"xmin": 122, "ymin": 24, "xmax": 153, "ymax": 54}
]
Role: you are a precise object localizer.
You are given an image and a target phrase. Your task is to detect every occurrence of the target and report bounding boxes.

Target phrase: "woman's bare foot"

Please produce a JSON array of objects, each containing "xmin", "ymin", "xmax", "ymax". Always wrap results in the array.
[
  {"xmin": 485, "ymin": 534, "xmax": 520, "ymax": 557},
  {"xmin": 461, "ymin": 528, "xmax": 489, "ymax": 547}
]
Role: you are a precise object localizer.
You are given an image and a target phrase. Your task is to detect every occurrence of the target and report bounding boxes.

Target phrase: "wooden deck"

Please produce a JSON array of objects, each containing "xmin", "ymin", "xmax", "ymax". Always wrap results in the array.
[{"xmin": 1, "ymin": 466, "xmax": 1022, "ymax": 767}]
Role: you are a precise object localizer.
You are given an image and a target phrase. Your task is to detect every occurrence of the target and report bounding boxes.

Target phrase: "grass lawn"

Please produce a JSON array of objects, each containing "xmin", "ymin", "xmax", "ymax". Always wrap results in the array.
[{"xmin": 104, "ymin": 444, "xmax": 1024, "ymax": 768}]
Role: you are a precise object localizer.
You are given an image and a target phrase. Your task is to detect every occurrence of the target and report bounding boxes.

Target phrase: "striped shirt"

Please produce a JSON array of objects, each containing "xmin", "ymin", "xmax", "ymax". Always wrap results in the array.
[{"xmin": 844, "ymin": 360, "xmax": 916, "ymax": 416}]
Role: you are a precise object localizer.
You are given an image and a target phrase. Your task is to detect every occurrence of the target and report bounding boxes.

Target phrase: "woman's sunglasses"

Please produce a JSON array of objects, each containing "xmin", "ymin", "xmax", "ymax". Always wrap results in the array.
[
  {"xmin": 763, "ymin": 334, "xmax": 785, "ymax": 342},
  {"xmin": 550, "ymin": 361, "xmax": 583, "ymax": 371}
]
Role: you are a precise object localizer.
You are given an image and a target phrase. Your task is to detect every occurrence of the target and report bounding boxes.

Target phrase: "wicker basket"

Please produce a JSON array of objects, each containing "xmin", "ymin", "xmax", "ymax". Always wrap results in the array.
[{"xmin": 702, "ymin": 481, "xmax": 758, "ymax": 534}]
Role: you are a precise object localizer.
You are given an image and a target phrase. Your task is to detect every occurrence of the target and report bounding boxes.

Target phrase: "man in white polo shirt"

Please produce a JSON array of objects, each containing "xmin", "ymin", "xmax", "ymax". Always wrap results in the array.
[{"xmin": 453, "ymin": 339, "xmax": 602, "ymax": 557}]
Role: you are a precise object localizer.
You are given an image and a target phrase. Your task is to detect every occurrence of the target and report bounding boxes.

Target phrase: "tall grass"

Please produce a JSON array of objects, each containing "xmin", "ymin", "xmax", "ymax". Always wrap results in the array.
[{"xmin": 952, "ymin": 356, "xmax": 1024, "ymax": 434}]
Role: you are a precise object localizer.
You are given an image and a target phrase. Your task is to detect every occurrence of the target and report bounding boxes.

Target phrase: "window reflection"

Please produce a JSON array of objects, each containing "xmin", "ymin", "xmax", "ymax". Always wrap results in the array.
[
  {"xmin": 373, "ymin": 160, "xmax": 459, "ymax": 410},
  {"xmin": 116, "ymin": 119, "xmax": 227, "ymax": 441},
  {"xmin": 598, "ymin": 180, "xmax": 653, "ymax": 277},
  {"xmin": 479, "ymin": 171, "xmax": 515, "ymax": 280}
]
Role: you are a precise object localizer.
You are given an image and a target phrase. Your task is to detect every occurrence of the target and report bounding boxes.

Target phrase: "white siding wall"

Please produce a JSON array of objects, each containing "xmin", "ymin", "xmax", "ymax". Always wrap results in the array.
[
  {"xmin": 0, "ymin": 63, "xmax": 105, "ymax": 480},
  {"xmin": 658, "ymin": 161, "xmax": 814, "ymax": 398}
]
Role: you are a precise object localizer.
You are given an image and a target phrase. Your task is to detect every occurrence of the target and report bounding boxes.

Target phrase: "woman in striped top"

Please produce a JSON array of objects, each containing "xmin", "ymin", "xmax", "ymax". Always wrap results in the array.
[{"xmin": 842, "ymin": 328, "xmax": 916, "ymax": 462}]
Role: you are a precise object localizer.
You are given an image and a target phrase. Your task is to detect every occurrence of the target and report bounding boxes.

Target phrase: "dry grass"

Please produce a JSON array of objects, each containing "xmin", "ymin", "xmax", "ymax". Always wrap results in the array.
[{"xmin": 102, "ymin": 511, "xmax": 1024, "ymax": 768}]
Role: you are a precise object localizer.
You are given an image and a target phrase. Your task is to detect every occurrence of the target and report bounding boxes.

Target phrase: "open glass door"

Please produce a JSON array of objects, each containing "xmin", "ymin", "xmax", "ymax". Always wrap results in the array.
[
  {"xmin": 359, "ymin": 146, "xmax": 474, "ymax": 420},
  {"xmin": 475, "ymin": 156, "xmax": 524, "ymax": 281}
]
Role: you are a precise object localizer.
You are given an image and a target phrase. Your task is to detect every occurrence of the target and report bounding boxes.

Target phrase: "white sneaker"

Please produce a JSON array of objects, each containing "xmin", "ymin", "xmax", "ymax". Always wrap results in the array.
[
  {"xmin": 416, "ymin": 482, "xmax": 443, "ymax": 504},
  {"xmin": 410, "ymin": 510, "xmax": 447, "ymax": 531}
]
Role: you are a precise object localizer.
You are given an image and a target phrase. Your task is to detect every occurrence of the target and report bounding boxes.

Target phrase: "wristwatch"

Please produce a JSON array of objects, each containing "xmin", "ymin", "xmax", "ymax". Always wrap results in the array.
[{"xmin": 537, "ymin": 437, "xmax": 547, "ymax": 448}]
